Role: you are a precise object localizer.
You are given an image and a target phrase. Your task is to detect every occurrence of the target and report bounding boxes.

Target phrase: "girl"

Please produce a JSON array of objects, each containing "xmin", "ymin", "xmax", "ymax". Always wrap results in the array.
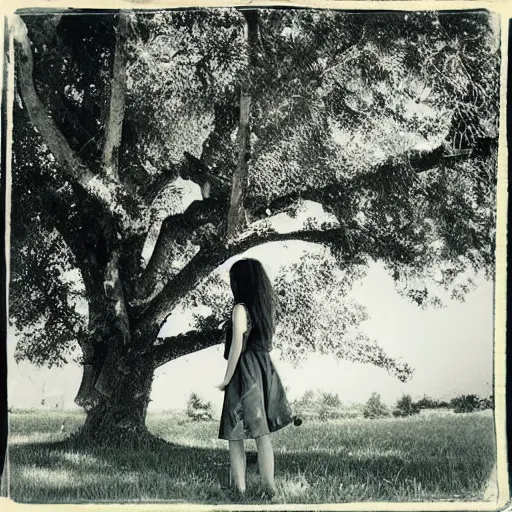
[{"xmin": 216, "ymin": 258, "xmax": 294, "ymax": 498}]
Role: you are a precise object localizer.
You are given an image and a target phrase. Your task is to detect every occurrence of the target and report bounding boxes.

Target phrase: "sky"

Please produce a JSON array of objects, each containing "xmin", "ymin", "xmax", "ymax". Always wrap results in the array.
[{"xmin": 6, "ymin": 191, "xmax": 496, "ymax": 413}]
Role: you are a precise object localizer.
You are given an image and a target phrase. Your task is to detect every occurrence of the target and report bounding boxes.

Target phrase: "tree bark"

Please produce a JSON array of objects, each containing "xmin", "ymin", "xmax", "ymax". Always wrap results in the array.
[
  {"xmin": 74, "ymin": 347, "xmax": 105, "ymax": 411},
  {"xmin": 135, "ymin": 248, "xmax": 226, "ymax": 345},
  {"xmin": 138, "ymin": 198, "xmax": 225, "ymax": 301},
  {"xmin": 227, "ymin": 92, "xmax": 251, "ymax": 239},
  {"xmin": 74, "ymin": 263, "xmax": 149, "ymax": 439},
  {"xmin": 91, "ymin": 11, "xmax": 133, "ymax": 395},
  {"xmin": 152, "ymin": 315, "xmax": 224, "ymax": 368},
  {"xmin": 226, "ymin": 10, "xmax": 258, "ymax": 240},
  {"xmin": 79, "ymin": 355, "xmax": 154, "ymax": 446},
  {"xmin": 102, "ymin": 13, "xmax": 128, "ymax": 180}
]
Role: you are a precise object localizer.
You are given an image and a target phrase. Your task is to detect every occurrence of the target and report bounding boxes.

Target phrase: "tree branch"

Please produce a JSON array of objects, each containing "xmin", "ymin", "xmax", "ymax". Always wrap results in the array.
[
  {"xmin": 230, "ymin": 225, "xmax": 372, "ymax": 266},
  {"xmin": 134, "ymin": 247, "xmax": 226, "ymax": 345},
  {"xmin": 226, "ymin": 10, "xmax": 258, "ymax": 240},
  {"xmin": 12, "ymin": 16, "xmax": 94, "ymax": 187},
  {"xmin": 227, "ymin": 91, "xmax": 251, "ymax": 238},
  {"xmin": 102, "ymin": 12, "xmax": 129, "ymax": 180},
  {"xmin": 134, "ymin": 197, "xmax": 226, "ymax": 302},
  {"xmin": 142, "ymin": 223, "xmax": 370, "ymax": 367},
  {"xmin": 151, "ymin": 315, "xmax": 223, "ymax": 368},
  {"xmin": 97, "ymin": 12, "xmax": 133, "ymax": 351},
  {"xmin": 11, "ymin": 15, "xmax": 131, "ymax": 230},
  {"xmin": 247, "ymin": 136, "xmax": 495, "ymax": 221}
]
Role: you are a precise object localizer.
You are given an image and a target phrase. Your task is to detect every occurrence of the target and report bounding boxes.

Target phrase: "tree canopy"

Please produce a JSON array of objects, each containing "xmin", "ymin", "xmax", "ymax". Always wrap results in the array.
[{"xmin": 10, "ymin": 8, "xmax": 498, "ymax": 391}]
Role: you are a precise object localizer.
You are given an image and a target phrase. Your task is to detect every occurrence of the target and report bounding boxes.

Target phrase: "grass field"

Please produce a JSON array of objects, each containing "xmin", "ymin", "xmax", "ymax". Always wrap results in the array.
[{"xmin": 7, "ymin": 409, "xmax": 497, "ymax": 504}]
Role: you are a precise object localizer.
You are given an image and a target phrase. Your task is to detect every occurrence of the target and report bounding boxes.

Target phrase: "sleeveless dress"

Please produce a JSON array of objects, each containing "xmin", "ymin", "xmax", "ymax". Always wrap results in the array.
[{"xmin": 218, "ymin": 303, "xmax": 293, "ymax": 441}]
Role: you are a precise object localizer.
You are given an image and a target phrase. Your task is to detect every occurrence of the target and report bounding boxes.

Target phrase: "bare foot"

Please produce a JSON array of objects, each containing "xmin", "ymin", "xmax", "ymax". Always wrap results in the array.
[
  {"xmin": 260, "ymin": 487, "xmax": 280, "ymax": 502},
  {"xmin": 234, "ymin": 488, "xmax": 246, "ymax": 501}
]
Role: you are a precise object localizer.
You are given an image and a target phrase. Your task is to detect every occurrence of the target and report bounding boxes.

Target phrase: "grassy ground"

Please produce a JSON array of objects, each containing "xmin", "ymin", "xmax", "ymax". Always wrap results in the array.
[{"xmin": 7, "ymin": 409, "xmax": 496, "ymax": 504}]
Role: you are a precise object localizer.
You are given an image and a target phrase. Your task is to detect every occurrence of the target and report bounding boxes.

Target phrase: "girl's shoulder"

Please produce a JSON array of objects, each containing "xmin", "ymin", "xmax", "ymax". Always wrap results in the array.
[
  {"xmin": 232, "ymin": 303, "xmax": 252, "ymax": 328},
  {"xmin": 232, "ymin": 303, "xmax": 249, "ymax": 318}
]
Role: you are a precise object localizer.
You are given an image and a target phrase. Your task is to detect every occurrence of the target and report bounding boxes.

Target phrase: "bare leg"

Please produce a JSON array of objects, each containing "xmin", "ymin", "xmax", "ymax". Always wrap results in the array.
[
  {"xmin": 256, "ymin": 434, "xmax": 277, "ymax": 494},
  {"xmin": 229, "ymin": 440, "xmax": 246, "ymax": 493}
]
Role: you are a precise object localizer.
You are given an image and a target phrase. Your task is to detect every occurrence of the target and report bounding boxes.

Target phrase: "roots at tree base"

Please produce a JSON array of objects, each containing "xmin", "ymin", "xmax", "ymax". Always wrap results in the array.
[{"xmin": 68, "ymin": 424, "xmax": 172, "ymax": 450}]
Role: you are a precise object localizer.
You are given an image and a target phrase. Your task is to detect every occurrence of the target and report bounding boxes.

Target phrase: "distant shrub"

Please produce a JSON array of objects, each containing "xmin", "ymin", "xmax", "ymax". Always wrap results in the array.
[
  {"xmin": 318, "ymin": 404, "xmax": 344, "ymax": 421},
  {"xmin": 363, "ymin": 393, "xmax": 390, "ymax": 419},
  {"xmin": 293, "ymin": 390, "xmax": 351, "ymax": 421},
  {"xmin": 340, "ymin": 408, "xmax": 363, "ymax": 420},
  {"xmin": 320, "ymin": 391, "xmax": 342, "ymax": 408},
  {"xmin": 451, "ymin": 394, "xmax": 481, "ymax": 413},
  {"xmin": 293, "ymin": 390, "xmax": 316, "ymax": 409},
  {"xmin": 478, "ymin": 395, "xmax": 494, "ymax": 410},
  {"xmin": 393, "ymin": 395, "xmax": 420, "ymax": 417},
  {"xmin": 186, "ymin": 392, "xmax": 214, "ymax": 421},
  {"xmin": 415, "ymin": 396, "xmax": 439, "ymax": 410}
]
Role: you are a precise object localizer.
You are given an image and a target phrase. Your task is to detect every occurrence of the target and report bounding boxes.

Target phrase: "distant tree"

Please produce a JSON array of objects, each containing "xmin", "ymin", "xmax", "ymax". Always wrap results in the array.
[
  {"xmin": 317, "ymin": 391, "xmax": 343, "ymax": 421},
  {"xmin": 415, "ymin": 395, "xmax": 438, "ymax": 409},
  {"xmin": 320, "ymin": 391, "xmax": 342, "ymax": 408},
  {"xmin": 186, "ymin": 392, "xmax": 214, "ymax": 421},
  {"xmin": 292, "ymin": 389, "xmax": 344, "ymax": 420},
  {"xmin": 415, "ymin": 396, "xmax": 428, "ymax": 409},
  {"xmin": 483, "ymin": 395, "xmax": 495, "ymax": 410},
  {"xmin": 393, "ymin": 394, "xmax": 420, "ymax": 417},
  {"xmin": 451, "ymin": 394, "xmax": 481, "ymax": 413},
  {"xmin": 363, "ymin": 392, "xmax": 390, "ymax": 419},
  {"xmin": 294, "ymin": 389, "xmax": 316, "ymax": 408}
]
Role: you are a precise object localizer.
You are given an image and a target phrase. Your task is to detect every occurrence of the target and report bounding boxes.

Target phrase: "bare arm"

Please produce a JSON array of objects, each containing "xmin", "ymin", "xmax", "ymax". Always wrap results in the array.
[{"xmin": 218, "ymin": 304, "xmax": 247, "ymax": 390}]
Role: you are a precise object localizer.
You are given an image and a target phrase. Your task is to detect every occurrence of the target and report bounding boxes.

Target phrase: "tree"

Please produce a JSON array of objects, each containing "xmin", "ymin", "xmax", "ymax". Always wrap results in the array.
[
  {"xmin": 320, "ymin": 392, "xmax": 342, "ymax": 409},
  {"xmin": 363, "ymin": 392, "xmax": 390, "ymax": 419},
  {"xmin": 393, "ymin": 394, "xmax": 420, "ymax": 417},
  {"xmin": 9, "ymin": 8, "xmax": 499, "ymax": 445},
  {"xmin": 451, "ymin": 394, "xmax": 482, "ymax": 413},
  {"xmin": 483, "ymin": 395, "xmax": 495, "ymax": 410},
  {"xmin": 318, "ymin": 391, "xmax": 343, "ymax": 421},
  {"xmin": 186, "ymin": 392, "xmax": 214, "ymax": 421},
  {"xmin": 415, "ymin": 395, "xmax": 440, "ymax": 410}
]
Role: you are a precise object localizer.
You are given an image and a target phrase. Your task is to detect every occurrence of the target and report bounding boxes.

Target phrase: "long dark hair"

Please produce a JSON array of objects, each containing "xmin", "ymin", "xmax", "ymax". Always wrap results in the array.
[{"xmin": 229, "ymin": 258, "xmax": 276, "ymax": 341}]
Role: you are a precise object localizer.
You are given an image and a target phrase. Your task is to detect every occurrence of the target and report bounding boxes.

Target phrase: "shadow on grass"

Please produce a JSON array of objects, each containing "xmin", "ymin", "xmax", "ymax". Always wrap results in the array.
[
  {"xmin": 10, "ymin": 435, "xmax": 247, "ymax": 504},
  {"xmin": 8, "ymin": 432, "xmax": 493, "ymax": 505}
]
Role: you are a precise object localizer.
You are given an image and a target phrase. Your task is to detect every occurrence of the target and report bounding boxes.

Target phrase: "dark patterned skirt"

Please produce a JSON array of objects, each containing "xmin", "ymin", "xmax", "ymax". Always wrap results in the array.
[{"xmin": 219, "ymin": 350, "xmax": 293, "ymax": 441}]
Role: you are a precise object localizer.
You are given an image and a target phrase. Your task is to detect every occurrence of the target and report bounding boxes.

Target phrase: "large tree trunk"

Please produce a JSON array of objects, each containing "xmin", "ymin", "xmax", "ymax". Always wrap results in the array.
[
  {"xmin": 73, "ymin": 244, "xmax": 154, "ymax": 446},
  {"xmin": 77, "ymin": 352, "xmax": 154, "ymax": 446}
]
